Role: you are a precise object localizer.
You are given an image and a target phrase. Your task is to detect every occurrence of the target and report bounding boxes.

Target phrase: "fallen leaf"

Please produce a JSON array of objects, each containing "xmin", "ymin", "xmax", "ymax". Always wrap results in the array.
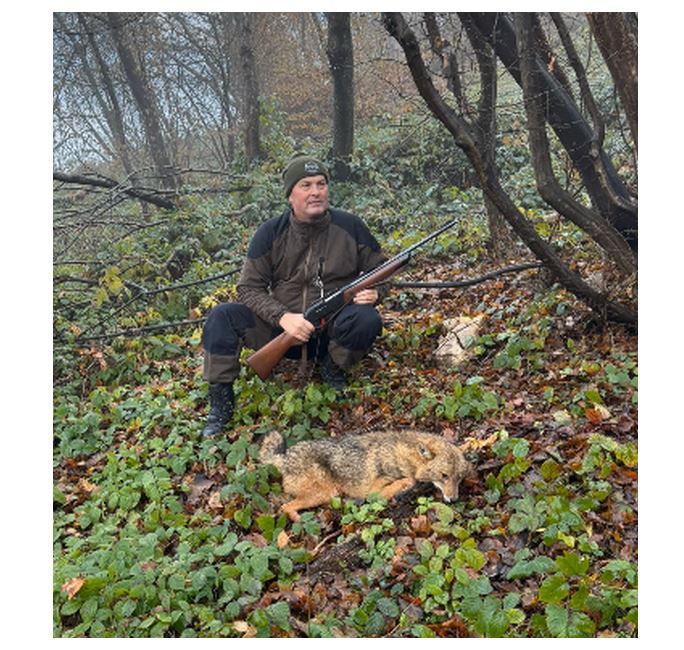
[
  {"xmin": 441, "ymin": 427, "xmax": 458, "ymax": 442},
  {"xmin": 233, "ymin": 620, "xmax": 257, "ymax": 637},
  {"xmin": 460, "ymin": 431, "xmax": 499, "ymax": 452},
  {"xmin": 553, "ymin": 410, "xmax": 573, "ymax": 425},
  {"xmin": 429, "ymin": 613, "xmax": 472, "ymax": 637},
  {"xmin": 616, "ymin": 414, "xmax": 635, "ymax": 433},
  {"xmin": 585, "ymin": 408, "xmax": 603, "ymax": 424},
  {"xmin": 61, "ymin": 577, "xmax": 85, "ymax": 600},
  {"xmin": 186, "ymin": 473, "xmax": 215, "ymax": 507},
  {"xmin": 277, "ymin": 530, "xmax": 290, "ymax": 549},
  {"xmin": 77, "ymin": 478, "xmax": 98, "ymax": 494},
  {"xmin": 585, "ymin": 404, "xmax": 611, "ymax": 424},
  {"xmin": 521, "ymin": 587, "xmax": 538, "ymax": 609},
  {"xmin": 409, "ymin": 515, "xmax": 431, "ymax": 535},
  {"xmin": 207, "ymin": 490, "xmax": 223, "ymax": 511}
]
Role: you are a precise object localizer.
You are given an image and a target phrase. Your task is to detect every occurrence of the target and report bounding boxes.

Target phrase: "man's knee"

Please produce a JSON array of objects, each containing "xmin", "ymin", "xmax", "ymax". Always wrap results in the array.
[
  {"xmin": 202, "ymin": 303, "xmax": 255, "ymax": 356},
  {"xmin": 331, "ymin": 304, "xmax": 382, "ymax": 350}
]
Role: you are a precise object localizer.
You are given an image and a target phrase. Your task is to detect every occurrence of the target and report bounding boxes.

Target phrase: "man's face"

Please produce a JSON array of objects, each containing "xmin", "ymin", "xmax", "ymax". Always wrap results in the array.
[{"xmin": 288, "ymin": 175, "xmax": 329, "ymax": 223}]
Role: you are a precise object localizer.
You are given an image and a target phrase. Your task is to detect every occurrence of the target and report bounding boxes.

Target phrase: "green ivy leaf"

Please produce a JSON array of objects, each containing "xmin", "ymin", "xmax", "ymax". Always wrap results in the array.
[
  {"xmin": 377, "ymin": 597, "xmax": 400, "ymax": 618},
  {"xmin": 214, "ymin": 532, "xmax": 238, "ymax": 556},
  {"xmin": 80, "ymin": 598, "xmax": 99, "ymax": 622},
  {"xmin": 539, "ymin": 575, "xmax": 570, "ymax": 604},
  {"xmin": 54, "ymin": 485, "xmax": 67, "ymax": 505},
  {"xmin": 256, "ymin": 514, "xmax": 275, "ymax": 538},
  {"xmin": 476, "ymin": 596, "xmax": 508, "ymax": 637},
  {"xmin": 511, "ymin": 439, "xmax": 529, "ymax": 459},
  {"xmin": 545, "ymin": 603, "xmax": 568, "ymax": 636},
  {"xmin": 266, "ymin": 601, "xmax": 291, "ymax": 631},
  {"xmin": 540, "ymin": 459, "xmax": 562, "ymax": 481},
  {"xmin": 556, "ymin": 551, "xmax": 589, "ymax": 577},
  {"xmin": 506, "ymin": 555, "xmax": 555, "ymax": 580}
]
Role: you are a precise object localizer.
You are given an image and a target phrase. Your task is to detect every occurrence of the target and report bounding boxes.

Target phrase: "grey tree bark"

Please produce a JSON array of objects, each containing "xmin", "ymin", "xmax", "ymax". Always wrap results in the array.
[
  {"xmin": 586, "ymin": 12, "xmax": 638, "ymax": 149},
  {"xmin": 106, "ymin": 13, "xmax": 179, "ymax": 190},
  {"xmin": 325, "ymin": 12, "xmax": 355, "ymax": 181},
  {"xmin": 235, "ymin": 13, "xmax": 262, "ymax": 168}
]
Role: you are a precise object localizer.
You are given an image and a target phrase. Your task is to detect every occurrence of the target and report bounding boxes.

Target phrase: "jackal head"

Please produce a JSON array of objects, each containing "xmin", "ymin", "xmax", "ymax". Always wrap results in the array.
[{"xmin": 415, "ymin": 441, "xmax": 472, "ymax": 502}]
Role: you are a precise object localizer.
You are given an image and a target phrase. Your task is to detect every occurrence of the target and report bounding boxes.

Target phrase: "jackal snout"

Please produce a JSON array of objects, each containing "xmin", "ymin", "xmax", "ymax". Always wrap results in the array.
[{"xmin": 414, "ymin": 439, "xmax": 472, "ymax": 503}]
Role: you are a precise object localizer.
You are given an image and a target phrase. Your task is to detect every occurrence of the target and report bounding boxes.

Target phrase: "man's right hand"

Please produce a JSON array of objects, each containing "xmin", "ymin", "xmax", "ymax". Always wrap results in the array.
[{"xmin": 279, "ymin": 312, "xmax": 315, "ymax": 342}]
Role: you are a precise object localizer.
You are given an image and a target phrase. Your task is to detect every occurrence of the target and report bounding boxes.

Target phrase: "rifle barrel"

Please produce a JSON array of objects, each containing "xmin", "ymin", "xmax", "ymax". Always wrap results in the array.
[
  {"xmin": 354, "ymin": 219, "xmax": 458, "ymax": 283},
  {"xmin": 309, "ymin": 219, "xmax": 458, "ymax": 309}
]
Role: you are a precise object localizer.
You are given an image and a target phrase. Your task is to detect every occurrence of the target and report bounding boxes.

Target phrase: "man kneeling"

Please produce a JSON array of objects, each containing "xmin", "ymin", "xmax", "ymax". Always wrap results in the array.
[{"xmin": 201, "ymin": 155, "xmax": 386, "ymax": 436}]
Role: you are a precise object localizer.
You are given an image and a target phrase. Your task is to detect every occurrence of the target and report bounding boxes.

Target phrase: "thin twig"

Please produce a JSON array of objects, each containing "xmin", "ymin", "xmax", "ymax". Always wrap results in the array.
[
  {"xmin": 61, "ymin": 317, "xmax": 207, "ymax": 344},
  {"xmin": 309, "ymin": 529, "xmax": 344, "ymax": 559}
]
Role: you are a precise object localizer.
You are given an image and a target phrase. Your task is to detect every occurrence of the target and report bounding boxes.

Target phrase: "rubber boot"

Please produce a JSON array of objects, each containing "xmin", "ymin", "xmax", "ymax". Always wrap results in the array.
[
  {"xmin": 202, "ymin": 383, "xmax": 234, "ymax": 437},
  {"xmin": 320, "ymin": 355, "xmax": 348, "ymax": 393}
]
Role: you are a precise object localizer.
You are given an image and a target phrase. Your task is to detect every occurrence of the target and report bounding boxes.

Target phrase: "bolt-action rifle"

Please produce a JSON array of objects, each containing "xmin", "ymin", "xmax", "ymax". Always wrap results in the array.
[{"xmin": 246, "ymin": 219, "xmax": 458, "ymax": 380}]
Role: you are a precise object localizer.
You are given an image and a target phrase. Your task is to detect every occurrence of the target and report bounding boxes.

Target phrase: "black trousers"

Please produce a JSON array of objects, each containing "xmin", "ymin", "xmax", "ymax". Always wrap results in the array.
[{"xmin": 202, "ymin": 302, "xmax": 382, "ymax": 383}]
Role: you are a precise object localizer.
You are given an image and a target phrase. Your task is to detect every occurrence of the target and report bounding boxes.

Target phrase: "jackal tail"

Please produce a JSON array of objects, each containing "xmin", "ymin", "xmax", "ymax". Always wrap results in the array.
[{"xmin": 259, "ymin": 431, "xmax": 286, "ymax": 471}]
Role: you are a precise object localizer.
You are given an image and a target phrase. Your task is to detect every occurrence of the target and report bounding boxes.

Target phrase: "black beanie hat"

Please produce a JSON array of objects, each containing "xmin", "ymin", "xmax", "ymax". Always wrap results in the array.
[{"xmin": 282, "ymin": 155, "xmax": 329, "ymax": 197}]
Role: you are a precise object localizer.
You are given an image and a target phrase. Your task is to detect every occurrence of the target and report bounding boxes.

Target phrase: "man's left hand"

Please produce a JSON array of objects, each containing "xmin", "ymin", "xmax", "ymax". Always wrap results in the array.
[{"xmin": 353, "ymin": 289, "xmax": 379, "ymax": 305}]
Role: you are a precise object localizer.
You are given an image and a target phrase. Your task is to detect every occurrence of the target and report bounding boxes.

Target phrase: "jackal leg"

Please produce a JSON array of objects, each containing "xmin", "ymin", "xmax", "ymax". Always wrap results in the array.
[
  {"xmin": 280, "ymin": 484, "xmax": 339, "ymax": 522},
  {"xmin": 377, "ymin": 478, "xmax": 416, "ymax": 500}
]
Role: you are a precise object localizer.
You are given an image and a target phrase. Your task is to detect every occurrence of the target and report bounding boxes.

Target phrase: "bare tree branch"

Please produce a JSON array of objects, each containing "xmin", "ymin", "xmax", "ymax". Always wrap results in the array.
[
  {"xmin": 382, "ymin": 11, "xmax": 636, "ymax": 326},
  {"xmin": 515, "ymin": 14, "xmax": 636, "ymax": 275},
  {"xmin": 393, "ymin": 261, "xmax": 543, "ymax": 289},
  {"xmin": 60, "ymin": 317, "xmax": 207, "ymax": 344},
  {"xmin": 53, "ymin": 171, "xmax": 177, "ymax": 209}
]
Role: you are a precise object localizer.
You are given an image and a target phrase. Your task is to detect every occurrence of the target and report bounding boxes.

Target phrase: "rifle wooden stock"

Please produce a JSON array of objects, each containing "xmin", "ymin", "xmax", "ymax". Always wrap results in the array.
[
  {"xmin": 341, "ymin": 255, "xmax": 408, "ymax": 302},
  {"xmin": 247, "ymin": 331, "xmax": 301, "ymax": 380}
]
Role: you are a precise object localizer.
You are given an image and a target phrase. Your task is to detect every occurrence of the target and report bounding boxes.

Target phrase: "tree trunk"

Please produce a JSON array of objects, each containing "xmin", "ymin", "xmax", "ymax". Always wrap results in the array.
[
  {"xmin": 459, "ymin": 14, "xmax": 513, "ymax": 260},
  {"xmin": 382, "ymin": 12, "xmax": 636, "ymax": 326},
  {"xmin": 515, "ymin": 13, "xmax": 636, "ymax": 275},
  {"xmin": 550, "ymin": 12, "xmax": 605, "ymax": 146},
  {"xmin": 586, "ymin": 12, "xmax": 638, "ymax": 149},
  {"xmin": 423, "ymin": 13, "xmax": 466, "ymax": 115},
  {"xmin": 235, "ymin": 13, "xmax": 262, "ymax": 168},
  {"xmin": 461, "ymin": 13, "xmax": 637, "ymax": 252},
  {"xmin": 76, "ymin": 12, "xmax": 147, "ymax": 217},
  {"xmin": 325, "ymin": 12, "xmax": 355, "ymax": 181},
  {"xmin": 106, "ymin": 13, "xmax": 179, "ymax": 191}
]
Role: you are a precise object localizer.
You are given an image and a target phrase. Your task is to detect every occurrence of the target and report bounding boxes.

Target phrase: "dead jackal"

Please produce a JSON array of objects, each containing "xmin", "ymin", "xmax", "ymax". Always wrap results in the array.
[{"xmin": 260, "ymin": 429, "xmax": 473, "ymax": 521}]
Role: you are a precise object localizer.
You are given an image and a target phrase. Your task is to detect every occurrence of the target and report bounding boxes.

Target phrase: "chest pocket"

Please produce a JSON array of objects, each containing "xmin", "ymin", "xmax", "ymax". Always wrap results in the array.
[
  {"xmin": 322, "ymin": 235, "xmax": 360, "ymax": 289},
  {"xmin": 271, "ymin": 231, "xmax": 311, "ymax": 286}
]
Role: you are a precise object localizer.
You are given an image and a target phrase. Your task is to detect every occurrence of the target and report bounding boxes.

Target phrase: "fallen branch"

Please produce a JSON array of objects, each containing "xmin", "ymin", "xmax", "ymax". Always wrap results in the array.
[
  {"xmin": 306, "ymin": 483, "xmax": 433, "ymax": 581},
  {"xmin": 61, "ymin": 317, "xmax": 207, "ymax": 344},
  {"xmin": 54, "ymin": 267, "xmax": 240, "ymax": 344},
  {"xmin": 56, "ymin": 263, "xmax": 541, "ymax": 344},
  {"xmin": 393, "ymin": 261, "xmax": 542, "ymax": 289},
  {"xmin": 53, "ymin": 171, "xmax": 177, "ymax": 210}
]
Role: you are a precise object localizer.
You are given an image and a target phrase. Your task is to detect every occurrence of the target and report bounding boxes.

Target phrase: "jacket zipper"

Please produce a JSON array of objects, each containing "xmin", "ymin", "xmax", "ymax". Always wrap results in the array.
[{"xmin": 302, "ymin": 236, "xmax": 314, "ymax": 313}]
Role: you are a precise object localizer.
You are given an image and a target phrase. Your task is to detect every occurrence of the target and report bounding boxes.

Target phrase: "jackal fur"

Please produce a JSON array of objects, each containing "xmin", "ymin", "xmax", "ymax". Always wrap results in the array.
[{"xmin": 260, "ymin": 429, "xmax": 472, "ymax": 521}]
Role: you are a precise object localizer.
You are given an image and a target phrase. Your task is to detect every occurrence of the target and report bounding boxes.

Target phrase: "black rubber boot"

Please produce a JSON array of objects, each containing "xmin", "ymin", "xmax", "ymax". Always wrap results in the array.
[
  {"xmin": 320, "ymin": 355, "xmax": 348, "ymax": 393},
  {"xmin": 202, "ymin": 383, "xmax": 235, "ymax": 437}
]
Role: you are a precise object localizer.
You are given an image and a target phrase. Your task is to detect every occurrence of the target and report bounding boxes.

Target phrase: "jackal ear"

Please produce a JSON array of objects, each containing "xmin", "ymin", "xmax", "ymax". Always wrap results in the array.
[{"xmin": 418, "ymin": 444, "xmax": 434, "ymax": 459}]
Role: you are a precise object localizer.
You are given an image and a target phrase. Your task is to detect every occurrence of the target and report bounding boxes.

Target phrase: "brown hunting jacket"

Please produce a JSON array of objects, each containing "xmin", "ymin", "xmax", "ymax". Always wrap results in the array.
[{"xmin": 236, "ymin": 209, "xmax": 387, "ymax": 327}]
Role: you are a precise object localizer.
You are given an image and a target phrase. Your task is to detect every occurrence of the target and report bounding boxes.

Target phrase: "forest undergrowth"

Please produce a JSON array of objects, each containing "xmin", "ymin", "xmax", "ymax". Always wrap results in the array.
[
  {"xmin": 53, "ymin": 219, "xmax": 637, "ymax": 637},
  {"xmin": 52, "ymin": 12, "xmax": 639, "ymax": 635}
]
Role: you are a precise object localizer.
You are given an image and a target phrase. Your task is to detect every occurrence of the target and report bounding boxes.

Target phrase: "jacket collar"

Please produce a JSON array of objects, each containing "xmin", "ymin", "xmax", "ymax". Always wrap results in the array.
[{"xmin": 288, "ymin": 209, "xmax": 331, "ymax": 235}]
